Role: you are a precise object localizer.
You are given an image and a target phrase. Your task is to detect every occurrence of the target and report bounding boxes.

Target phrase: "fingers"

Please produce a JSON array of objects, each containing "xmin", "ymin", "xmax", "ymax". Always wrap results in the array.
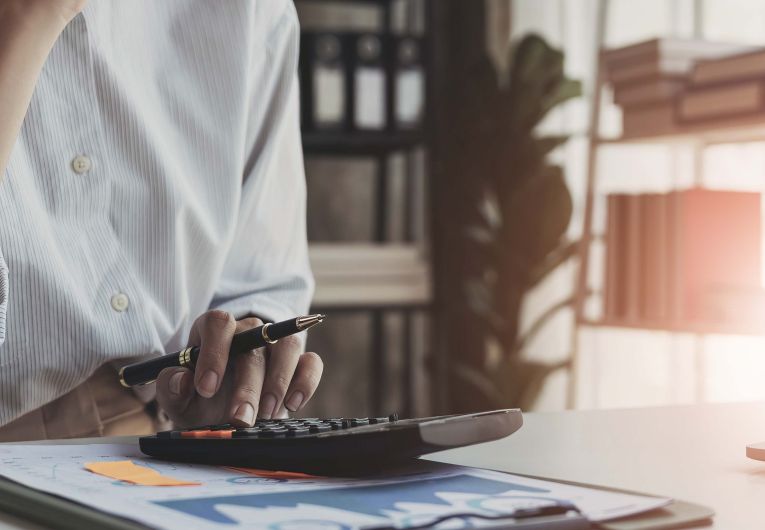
[
  {"xmin": 259, "ymin": 335, "xmax": 302, "ymax": 419},
  {"xmin": 192, "ymin": 310, "xmax": 236, "ymax": 398},
  {"xmin": 228, "ymin": 347, "xmax": 268, "ymax": 426},
  {"xmin": 284, "ymin": 352, "xmax": 323, "ymax": 412},
  {"xmin": 155, "ymin": 367, "xmax": 194, "ymax": 419}
]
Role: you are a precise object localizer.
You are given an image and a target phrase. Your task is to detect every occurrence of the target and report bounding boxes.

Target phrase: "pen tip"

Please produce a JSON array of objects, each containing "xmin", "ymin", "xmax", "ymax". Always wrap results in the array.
[{"xmin": 296, "ymin": 314, "xmax": 327, "ymax": 330}]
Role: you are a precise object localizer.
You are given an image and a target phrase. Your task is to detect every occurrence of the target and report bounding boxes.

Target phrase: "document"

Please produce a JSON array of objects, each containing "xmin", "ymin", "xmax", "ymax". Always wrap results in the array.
[{"xmin": 0, "ymin": 444, "xmax": 670, "ymax": 529}]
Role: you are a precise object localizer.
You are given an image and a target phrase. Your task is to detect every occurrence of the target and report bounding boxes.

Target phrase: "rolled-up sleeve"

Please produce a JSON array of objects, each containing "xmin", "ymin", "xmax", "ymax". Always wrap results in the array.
[{"xmin": 209, "ymin": 3, "xmax": 313, "ymax": 323}]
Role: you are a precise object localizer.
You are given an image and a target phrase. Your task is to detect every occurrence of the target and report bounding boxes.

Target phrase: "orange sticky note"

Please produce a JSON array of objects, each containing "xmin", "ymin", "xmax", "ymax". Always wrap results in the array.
[{"xmin": 84, "ymin": 460, "xmax": 200, "ymax": 486}]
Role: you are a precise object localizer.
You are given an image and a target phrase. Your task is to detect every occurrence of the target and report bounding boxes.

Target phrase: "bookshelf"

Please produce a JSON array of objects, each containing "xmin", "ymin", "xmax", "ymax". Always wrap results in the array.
[
  {"xmin": 297, "ymin": 0, "xmax": 432, "ymax": 418},
  {"xmin": 570, "ymin": 0, "xmax": 765, "ymax": 407}
]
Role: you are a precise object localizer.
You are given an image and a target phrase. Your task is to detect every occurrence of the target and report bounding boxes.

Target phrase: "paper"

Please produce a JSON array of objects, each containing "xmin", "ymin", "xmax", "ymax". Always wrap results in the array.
[
  {"xmin": 85, "ymin": 460, "xmax": 201, "ymax": 486},
  {"xmin": 0, "ymin": 444, "xmax": 670, "ymax": 529}
]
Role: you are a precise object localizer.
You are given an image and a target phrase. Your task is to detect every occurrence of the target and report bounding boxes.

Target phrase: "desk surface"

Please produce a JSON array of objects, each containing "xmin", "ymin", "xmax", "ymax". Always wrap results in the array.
[
  {"xmin": 2, "ymin": 403, "xmax": 764, "ymax": 529},
  {"xmin": 427, "ymin": 402, "xmax": 765, "ymax": 529}
]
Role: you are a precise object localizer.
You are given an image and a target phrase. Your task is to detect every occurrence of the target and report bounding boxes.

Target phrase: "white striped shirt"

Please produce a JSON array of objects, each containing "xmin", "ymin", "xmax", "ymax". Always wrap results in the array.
[{"xmin": 0, "ymin": 0, "xmax": 313, "ymax": 426}]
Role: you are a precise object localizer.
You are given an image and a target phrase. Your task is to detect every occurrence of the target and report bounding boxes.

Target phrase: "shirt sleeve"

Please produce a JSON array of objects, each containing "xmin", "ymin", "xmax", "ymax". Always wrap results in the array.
[
  {"xmin": 0, "ymin": 250, "xmax": 7, "ymax": 345},
  {"xmin": 209, "ymin": 2, "xmax": 314, "ymax": 323}
]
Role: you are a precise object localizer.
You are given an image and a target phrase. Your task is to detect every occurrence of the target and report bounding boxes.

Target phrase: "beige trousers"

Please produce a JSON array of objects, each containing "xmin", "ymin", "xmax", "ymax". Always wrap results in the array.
[{"xmin": 0, "ymin": 364, "xmax": 162, "ymax": 442}]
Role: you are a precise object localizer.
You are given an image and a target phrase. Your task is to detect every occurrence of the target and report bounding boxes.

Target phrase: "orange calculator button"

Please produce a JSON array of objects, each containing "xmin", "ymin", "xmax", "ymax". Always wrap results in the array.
[{"xmin": 180, "ymin": 430, "xmax": 233, "ymax": 439}]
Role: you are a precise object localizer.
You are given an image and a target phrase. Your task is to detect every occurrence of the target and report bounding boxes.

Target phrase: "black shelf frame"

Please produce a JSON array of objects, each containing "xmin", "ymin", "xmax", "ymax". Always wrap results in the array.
[{"xmin": 299, "ymin": 0, "xmax": 433, "ymax": 418}]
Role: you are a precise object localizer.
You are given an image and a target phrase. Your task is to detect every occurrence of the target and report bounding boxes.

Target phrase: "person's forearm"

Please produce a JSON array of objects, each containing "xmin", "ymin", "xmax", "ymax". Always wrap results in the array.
[{"xmin": 0, "ymin": 4, "xmax": 70, "ymax": 176}]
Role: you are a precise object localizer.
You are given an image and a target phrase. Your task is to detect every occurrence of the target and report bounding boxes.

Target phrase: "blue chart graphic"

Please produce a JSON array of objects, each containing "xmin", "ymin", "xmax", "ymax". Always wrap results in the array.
[{"xmin": 155, "ymin": 474, "xmax": 549, "ymax": 525}]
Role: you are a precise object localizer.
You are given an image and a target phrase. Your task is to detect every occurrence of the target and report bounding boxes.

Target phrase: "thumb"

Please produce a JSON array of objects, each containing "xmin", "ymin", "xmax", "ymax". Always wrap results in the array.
[{"xmin": 155, "ymin": 367, "xmax": 194, "ymax": 421}]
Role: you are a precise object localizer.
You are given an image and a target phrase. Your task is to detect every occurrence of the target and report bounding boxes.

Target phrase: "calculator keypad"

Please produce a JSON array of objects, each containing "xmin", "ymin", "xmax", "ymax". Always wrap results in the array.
[{"xmin": 158, "ymin": 415, "xmax": 398, "ymax": 440}]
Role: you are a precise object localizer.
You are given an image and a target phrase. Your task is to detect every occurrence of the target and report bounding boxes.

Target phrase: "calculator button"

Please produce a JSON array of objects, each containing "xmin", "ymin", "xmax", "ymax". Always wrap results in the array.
[
  {"xmin": 351, "ymin": 419, "xmax": 369, "ymax": 427},
  {"xmin": 370, "ymin": 417, "xmax": 389, "ymax": 424},
  {"xmin": 233, "ymin": 431, "xmax": 259, "ymax": 438},
  {"xmin": 259, "ymin": 430, "xmax": 287, "ymax": 438},
  {"xmin": 309, "ymin": 424, "xmax": 331, "ymax": 433},
  {"xmin": 286, "ymin": 428, "xmax": 310, "ymax": 437},
  {"xmin": 261, "ymin": 427, "xmax": 288, "ymax": 433},
  {"xmin": 181, "ymin": 430, "xmax": 233, "ymax": 439}
]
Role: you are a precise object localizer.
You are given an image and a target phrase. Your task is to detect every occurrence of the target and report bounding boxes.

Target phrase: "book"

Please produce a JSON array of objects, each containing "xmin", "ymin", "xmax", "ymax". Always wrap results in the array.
[
  {"xmin": 604, "ymin": 194, "xmax": 643, "ymax": 322},
  {"xmin": 667, "ymin": 189, "xmax": 761, "ymax": 323},
  {"xmin": 602, "ymin": 39, "xmax": 754, "ymax": 86},
  {"xmin": 613, "ymin": 78, "xmax": 686, "ymax": 107},
  {"xmin": 604, "ymin": 190, "xmax": 761, "ymax": 328},
  {"xmin": 601, "ymin": 38, "xmax": 755, "ymax": 70},
  {"xmin": 639, "ymin": 193, "xmax": 669, "ymax": 322},
  {"xmin": 691, "ymin": 47, "xmax": 765, "ymax": 86},
  {"xmin": 678, "ymin": 81, "xmax": 764, "ymax": 122},
  {"xmin": 607, "ymin": 58, "xmax": 697, "ymax": 86},
  {"xmin": 698, "ymin": 285, "xmax": 765, "ymax": 330},
  {"xmin": 621, "ymin": 101, "xmax": 677, "ymax": 138},
  {"xmin": 604, "ymin": 194, "xmax": 627, "ymax": 320},
  {"xmin": 624, "ymin": 194, "xmax": 643, "ymax": 321}
]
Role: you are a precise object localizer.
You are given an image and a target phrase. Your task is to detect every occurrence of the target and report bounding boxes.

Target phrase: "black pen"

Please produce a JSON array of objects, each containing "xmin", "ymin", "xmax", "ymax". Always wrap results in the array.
[{"xmin": 118, "ymin": 314, "xmax": 326, "ymax": 387}]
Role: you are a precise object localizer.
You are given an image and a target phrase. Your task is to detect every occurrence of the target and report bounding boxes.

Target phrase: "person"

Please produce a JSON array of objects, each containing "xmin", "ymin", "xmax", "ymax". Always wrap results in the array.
[{"xmin": 0, "ymin": 0, "xmax": 323, "ymax": 440}]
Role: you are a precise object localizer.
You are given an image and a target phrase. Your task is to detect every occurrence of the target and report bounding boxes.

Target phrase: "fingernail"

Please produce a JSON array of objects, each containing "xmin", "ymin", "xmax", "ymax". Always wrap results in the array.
[
  {"xmin": 169, "ymin": 372, "xmax": 184, "ymax": 396},
  {"xmin": 285, "ymin": 391, "xmax": 304, "ymax": 412},
  {"xmin": 260, "ymin": 393, "xmax": 277, "ymax": 419},
  {"xmin": 234, "ymin": 402, "xmax": 255, "ymax": 425},
  {"xmin": 198, "ymin": 370, "xmax": 218, "ymax": 398}
]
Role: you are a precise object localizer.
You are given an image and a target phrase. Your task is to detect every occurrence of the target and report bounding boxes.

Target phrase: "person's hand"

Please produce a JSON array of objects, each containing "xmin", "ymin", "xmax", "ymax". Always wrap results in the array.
[{"xmin": 155, "ymin": 311, "xmax": 323, "ymax": 428}]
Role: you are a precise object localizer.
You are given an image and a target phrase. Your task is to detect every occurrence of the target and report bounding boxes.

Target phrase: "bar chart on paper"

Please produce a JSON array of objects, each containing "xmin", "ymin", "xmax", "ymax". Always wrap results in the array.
[{"xmin": 0, "ymin": 444, "xmax": 669, "ymax": 529}]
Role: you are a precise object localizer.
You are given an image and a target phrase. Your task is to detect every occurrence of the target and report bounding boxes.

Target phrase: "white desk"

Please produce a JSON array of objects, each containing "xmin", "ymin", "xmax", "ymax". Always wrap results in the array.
[
  {"xmin": 2, "ymin": 403, "xmax": 764, "ymax": 529},
  {"xmin": 427, "ymin": 403, "xmax": 765, "ymax": 529}
]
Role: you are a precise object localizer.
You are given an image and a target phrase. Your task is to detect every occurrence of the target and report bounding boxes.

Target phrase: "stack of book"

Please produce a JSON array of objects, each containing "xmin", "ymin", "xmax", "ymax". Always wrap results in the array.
[
  {"xmin": 601, "ymin": 39, "xmax": 758, "ymax": 137},
  {"xmin": 680, "ymin": 49, "xmax": 765, "ymax": 124},
  {"xmin": 604, "ymin": 189, "xmax": 762, "ymax": 330}
]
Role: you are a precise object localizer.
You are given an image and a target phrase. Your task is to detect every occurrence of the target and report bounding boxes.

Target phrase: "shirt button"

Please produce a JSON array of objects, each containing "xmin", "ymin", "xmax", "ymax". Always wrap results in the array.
[
  {"xmin": 110, "ymin": 293, "xmax": 130, "ymax": 312},
  {"xmin": 71, "ymin": 155, "xmax": 92, "ymax": 174}
]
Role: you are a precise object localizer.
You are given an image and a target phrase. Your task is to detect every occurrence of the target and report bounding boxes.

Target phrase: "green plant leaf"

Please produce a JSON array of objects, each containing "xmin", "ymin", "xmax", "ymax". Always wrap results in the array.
[
  {"xmin": 534, "ymin": 135, "xmax": 570, "ymax": 159},
  {"xmin": 491, "ymin": 356, "xmax": 572, "ymax": 409},
  {"xmin": 527, "ymin": 238, "xmax": 580, "ymax": 288},
  {"xmin": 451, "ymin": 362, "xmax": 508, "ymax": 406},
  {"xmin": 511, "ymin": 295, "xmax": 575, "ymax": 357},
  {"xmin": 500, "ymin": 165, "xmax": 573, "ymax": 267}
]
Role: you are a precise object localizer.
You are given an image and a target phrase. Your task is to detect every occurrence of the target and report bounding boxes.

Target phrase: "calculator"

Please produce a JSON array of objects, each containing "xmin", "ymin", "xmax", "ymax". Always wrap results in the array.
[{"xmin": 139, "ymin": 409, "xmax": 522, "ymax": 475}]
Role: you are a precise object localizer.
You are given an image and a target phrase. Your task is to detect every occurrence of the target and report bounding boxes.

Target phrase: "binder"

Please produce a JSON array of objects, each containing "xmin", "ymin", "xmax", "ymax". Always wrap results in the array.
[
  {"xmin": 311, "ymin": 34, "xmax": 346, "ymax": 129},
  {"xmin": 355, "ymin": 34, "xmax": 387, "ymax": 130}
]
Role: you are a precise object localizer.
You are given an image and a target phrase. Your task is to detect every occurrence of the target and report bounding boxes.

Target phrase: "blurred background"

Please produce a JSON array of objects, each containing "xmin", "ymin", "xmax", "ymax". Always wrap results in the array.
[{"xmin": 298, "ymin": 0, "xmax": 765, "ymax": 418}]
